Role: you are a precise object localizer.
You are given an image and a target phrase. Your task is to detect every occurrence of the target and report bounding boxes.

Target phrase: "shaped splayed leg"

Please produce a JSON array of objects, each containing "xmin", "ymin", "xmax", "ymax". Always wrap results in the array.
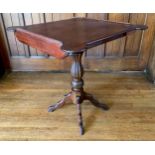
[
  {"xmin": 84, "ymin": 93, "xmax": 109, "ymax": 110},
  {"xmin": 48, "ymin": 92, "xmax": 72, "ymax": 112},
  {"xmin": 75, "ymin": 96, "xmax": 84, "ymax": 135}
]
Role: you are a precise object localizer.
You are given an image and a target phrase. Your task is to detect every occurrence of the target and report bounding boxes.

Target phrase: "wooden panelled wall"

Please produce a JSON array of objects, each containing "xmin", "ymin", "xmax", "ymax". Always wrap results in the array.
[
  {"xmin": 1, "ymin": 13, "xmax": 155, "ymax": 71},
  {"xmin": 0, "ymin": 16, "xmax": 11, "ymax": 76},
  {"xmin": 147, "ymin": 34, "xmax": 155, "ymax": 83}
]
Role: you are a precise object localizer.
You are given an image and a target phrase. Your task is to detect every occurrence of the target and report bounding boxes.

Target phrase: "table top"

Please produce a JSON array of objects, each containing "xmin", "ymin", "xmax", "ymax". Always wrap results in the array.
[{"xmin": 8, "ymin": 18, "xmax": 147, "ymax": 58}]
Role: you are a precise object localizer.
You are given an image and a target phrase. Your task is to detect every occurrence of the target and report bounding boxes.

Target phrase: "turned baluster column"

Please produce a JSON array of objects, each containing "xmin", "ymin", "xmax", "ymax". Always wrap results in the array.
[
  {"xmin": 70, "ymin": 52, "xmax": 85, "ymax": 135},
  {"xmin": 71, "ymin": 52, "xmax": 84, "ymax": 93}
]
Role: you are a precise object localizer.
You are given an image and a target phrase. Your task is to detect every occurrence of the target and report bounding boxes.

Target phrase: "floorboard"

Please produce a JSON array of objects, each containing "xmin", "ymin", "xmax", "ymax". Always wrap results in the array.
[{"xmin": 0, "ymin": 72, "xmax": 155, "ymax": 140}]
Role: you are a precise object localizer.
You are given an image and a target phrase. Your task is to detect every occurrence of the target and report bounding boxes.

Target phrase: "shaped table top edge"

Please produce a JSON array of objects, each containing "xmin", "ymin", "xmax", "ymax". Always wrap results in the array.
[{"xmin": 7, "ymin": 18, "xmax": 148, "ymax": 56}]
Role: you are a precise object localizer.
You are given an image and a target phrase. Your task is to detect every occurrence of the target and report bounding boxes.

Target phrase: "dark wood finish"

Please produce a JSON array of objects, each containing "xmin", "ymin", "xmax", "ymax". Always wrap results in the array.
[
  {"xmin": 48, "ymin": 52, "xmax": 109, "ymax": 135},
  {"xmin": 0, "ymin": 55, "xmax": 5, "ymax": 77},
  {"xmin": 48, "ymin": 90, "xmax": 109, "ymax": 135},
  {"xmin": 8, "ymin": 17, "xmax": 147, "ymax": 135},
  {"xmin": 84, "ymin": 13, "xmax": 151, "ymax": 72},
  {"xmin": 86, "ymin": 13, "xmax": 108, "ymax": 58},
  {"xmin": 2, "ymin": 13, "xmax": 153, "ymax": 72},
  {"xmin": 0, "ymin": 20, "xmax": 11, "ymax": 77},
  {"xmin": 8, "ymin": 18, "xmax": 147, "ymax": 54},
  {"xmin": 105, "ymin": 13, "xmax": 130, "ymax": 57},
  {"xmin": 146, "ymin": 34, "xmax": 155, "ymax": 83}
]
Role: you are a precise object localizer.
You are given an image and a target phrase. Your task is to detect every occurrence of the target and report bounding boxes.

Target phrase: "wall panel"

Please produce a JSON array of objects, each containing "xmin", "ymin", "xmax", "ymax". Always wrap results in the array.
[
  {"xmin": 124, "ymin": 13, "xmax": 146, "ymax": 56},
  {"xmin": 86, "ymin": 13, "xmax": 108, "ymax": 58},
  {"xmin": 105, "ymin": 13, "xmax": 129, "ymax": 57}
]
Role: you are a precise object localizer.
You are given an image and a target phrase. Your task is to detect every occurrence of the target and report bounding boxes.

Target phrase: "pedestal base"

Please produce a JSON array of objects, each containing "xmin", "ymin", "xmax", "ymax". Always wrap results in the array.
[
  {"xmin": 48, "ymin": 91, "xmax": 109, "ymax": 135},
  {"xmin": 48, "ymin": 52, "xmax": 109, "ymax": 135}
]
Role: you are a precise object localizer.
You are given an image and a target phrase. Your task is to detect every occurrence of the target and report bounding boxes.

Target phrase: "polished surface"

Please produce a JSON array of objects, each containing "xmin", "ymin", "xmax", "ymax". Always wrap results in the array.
[
  {"xmin": 0, "ymin": 72, "xmax": 155, "ymax": 140},
  {"xmin": 8, "ymin": 18, "xmax": 147, "ymax": 52}
]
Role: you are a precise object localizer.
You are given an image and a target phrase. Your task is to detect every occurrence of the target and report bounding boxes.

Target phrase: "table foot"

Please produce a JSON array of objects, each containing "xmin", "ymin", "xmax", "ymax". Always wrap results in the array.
[
  {"xmin": 84, "ymin": 93, "xmax": 109, "ymax": 110},
  {"xmin": 48, "ymin": 92, "xmax": 72, "ymax": 112},
  {"xmin": 76, "ymin": 96, "xmax": 85, "ymax": 135},
  {"xmin": 48, "ymin": 91, "xmax": 109, "ymax": 135}
]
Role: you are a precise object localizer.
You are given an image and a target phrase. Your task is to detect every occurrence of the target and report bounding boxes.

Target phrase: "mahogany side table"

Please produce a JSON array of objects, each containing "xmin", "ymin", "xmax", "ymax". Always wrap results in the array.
[{"xmin": 8, "ymin": 18, "xmax": 147, "ymax": 135}]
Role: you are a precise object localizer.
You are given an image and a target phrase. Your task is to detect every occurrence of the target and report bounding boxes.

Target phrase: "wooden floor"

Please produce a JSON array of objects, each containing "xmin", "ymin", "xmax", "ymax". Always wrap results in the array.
[{"xmin": 0, "ymin": 71, "xmax": 155, "ymax": 140}]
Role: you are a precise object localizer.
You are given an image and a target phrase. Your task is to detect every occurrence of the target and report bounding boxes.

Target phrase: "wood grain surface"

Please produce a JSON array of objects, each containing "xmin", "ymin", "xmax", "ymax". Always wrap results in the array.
[
  {"xmin": 1, "ymin": 13, "xmax": 154, "ymax": 72},
  {"xmin": 8, "ymin": 18, "xmax": 147, "ymax": 53},
  {"xmin": 0, "ymin": 72, "xmax": 155, "ymax": 140},
  {"xmin": 147, "ymin": 33, "xmax": 155, "ymax": 83}
]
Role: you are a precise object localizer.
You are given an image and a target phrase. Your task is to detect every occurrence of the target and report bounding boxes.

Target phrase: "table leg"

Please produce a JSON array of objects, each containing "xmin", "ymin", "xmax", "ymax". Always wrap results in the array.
[
  {"xmin": 48, "ymin": 92, "xmax": 72, "ymax": 112},
  {"xmin": 84, "ymin": 93, "xmax": 109, "ymax": 110},
  {"xmin": 70, "ymin": 52, "xmax": 85, "ymax": 134},
  {"xmin": 75, "ymin": 96, "xmax": 84, "ymax": 135}
]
